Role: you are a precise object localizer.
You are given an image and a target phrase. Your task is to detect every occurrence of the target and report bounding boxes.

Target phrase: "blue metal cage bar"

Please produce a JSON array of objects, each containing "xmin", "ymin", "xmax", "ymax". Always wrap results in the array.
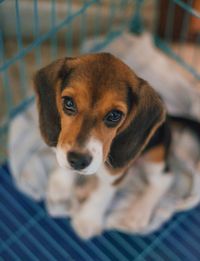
[
  {"xmin": 0, "ymin": 0, "xmax": 99, "ymax": 73},
  {"xmin": 33, "ymin": 0, "xmax": 42, "ymax": 67}
]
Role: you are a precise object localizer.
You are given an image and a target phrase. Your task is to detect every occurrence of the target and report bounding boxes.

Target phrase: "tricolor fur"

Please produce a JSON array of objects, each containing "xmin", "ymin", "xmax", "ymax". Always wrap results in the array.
[{"xmin": 33, "ymin": 53, "xmax": 181, "ymax": 238}]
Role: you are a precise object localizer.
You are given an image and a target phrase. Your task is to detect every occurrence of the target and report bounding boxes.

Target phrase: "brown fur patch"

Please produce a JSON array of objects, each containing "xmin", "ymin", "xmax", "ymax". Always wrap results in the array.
[
  {"xmin": 143, "ymin": 145, "xmax": 166, "ymax": 163},
  {"xmin": 112, "ymin": 170, "xmax": 129, "ymax": 186}
]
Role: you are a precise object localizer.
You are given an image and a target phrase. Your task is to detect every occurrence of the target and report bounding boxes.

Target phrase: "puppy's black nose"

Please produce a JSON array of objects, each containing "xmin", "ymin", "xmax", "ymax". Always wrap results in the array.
[{"xmin": 67, "ymin": 151, "xmax": 92, "ymax": 170}]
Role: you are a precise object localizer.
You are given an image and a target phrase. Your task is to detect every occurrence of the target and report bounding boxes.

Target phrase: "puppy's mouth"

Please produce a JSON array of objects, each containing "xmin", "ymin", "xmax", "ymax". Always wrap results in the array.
[{"xmin": 56, "ymin": 138, "xmax": 103, "ymax": 175}]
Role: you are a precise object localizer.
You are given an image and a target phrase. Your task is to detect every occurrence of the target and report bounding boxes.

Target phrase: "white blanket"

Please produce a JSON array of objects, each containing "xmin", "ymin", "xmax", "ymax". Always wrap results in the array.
[{"xmin": 9, "ymin": 32, "xmax": 200, "ymax": 235}]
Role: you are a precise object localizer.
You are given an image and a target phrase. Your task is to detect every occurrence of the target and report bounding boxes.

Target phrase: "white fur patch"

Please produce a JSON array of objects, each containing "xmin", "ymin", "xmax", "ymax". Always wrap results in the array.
[
  {"xmin": 46, "ymin": 167, "xmax": 75, "ymax": 217},
  {"xmin": 143, "ymin": 162, "xmax": 166, "ymax": 186},
  {"xmin": 97, "ymin": 164, "xmax": 121, "ymax": 183},
  {"xmin": 80, "ymin": 137, "xmax": 103, "ymax": 175},
  {"xmin": 55, "ymin": 146, "xmax": 69, "ymax": 169}
]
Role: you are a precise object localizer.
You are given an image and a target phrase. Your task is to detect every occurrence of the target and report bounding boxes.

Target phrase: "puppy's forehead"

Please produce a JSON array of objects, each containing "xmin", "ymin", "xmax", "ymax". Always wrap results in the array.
[
  {"xmin": 60, "ymin": 53, "xmax": 137, "ymax": 107},
  {"xmin": 61, "ymin": 53, "xmax": 136, "ymax": 89}
]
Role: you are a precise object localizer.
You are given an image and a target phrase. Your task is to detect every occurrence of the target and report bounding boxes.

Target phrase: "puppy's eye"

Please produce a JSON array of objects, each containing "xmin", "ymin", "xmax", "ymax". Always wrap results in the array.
[
  {"xmin": 104, "ymin": 110, "xmax": 123, "ymax": 127},
  {"xmin": 62, "ymin": 96, "xmax": 77, "ymax": 115}
]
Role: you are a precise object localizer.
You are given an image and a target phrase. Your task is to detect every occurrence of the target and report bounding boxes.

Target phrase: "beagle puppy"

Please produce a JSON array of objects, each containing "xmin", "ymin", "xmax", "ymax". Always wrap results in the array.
[{"xmin": 33, "ymin": 53, "xmax": 173, "ymax": 238}]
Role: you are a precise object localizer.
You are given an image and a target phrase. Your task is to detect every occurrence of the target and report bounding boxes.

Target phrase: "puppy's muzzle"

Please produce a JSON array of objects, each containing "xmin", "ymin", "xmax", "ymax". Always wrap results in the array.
[{"xmin": 67, "ymin": 151, "xmax": 92, "ymax": 170}]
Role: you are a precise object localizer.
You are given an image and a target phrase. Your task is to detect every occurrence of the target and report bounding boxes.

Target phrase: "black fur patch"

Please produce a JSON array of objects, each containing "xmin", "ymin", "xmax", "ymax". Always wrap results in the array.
[
  {"xmin": 60, "ymin": 67, "xmax": 74, "ymax": 93},
  {"xmin": 126, "ymin": 83, "xmax": 138, "ymax": 114},
  {"xmin": 169, "ymin": 115, "xmax": 200, "ymax": 141}
]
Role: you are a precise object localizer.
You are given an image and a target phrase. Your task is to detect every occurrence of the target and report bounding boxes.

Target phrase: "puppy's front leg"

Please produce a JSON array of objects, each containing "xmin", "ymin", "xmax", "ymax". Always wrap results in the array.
[
  {"xmin": 71, "ymin": 166, "xmax": 118, "ymax": 239},
  {"xmin": 124, "ymin": 161, "xmax": 173, "ymax": 232},
  {"xmin": 46, "ymin": 167, "xmax": 75, "ymax": 217}
]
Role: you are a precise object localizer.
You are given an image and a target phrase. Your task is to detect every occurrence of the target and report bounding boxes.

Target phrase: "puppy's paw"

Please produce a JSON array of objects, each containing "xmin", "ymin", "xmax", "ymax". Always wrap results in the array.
[
  {"xmin": 106, "ymin": 211, "xmax": 128, "ymax": 231},
  {"xmin": 71, "ymin": 209, "xmax": 102, "ymax": 239},
  {"xmin": 127, "ymin": 206, "xmax": 152, "ymax": 232},
  {"xmin": 106, "ymin": 206, "xmax": 152, "ymax": 233},
  {"xmin": 107, "ymin": 199, "xmax": 153, "ymax": 233}
]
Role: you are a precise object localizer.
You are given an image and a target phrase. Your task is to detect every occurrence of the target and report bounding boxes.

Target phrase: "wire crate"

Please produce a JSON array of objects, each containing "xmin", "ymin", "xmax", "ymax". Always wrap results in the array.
[{"xmin": 0, "ymin": 0, "xmax": 200, "ymax": 260}]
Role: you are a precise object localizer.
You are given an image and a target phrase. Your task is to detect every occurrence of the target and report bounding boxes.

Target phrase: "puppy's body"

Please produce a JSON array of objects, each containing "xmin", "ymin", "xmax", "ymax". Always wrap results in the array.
[{"xmin": 33, "ymin": 53, "xmax": 183, "ymax": 238}]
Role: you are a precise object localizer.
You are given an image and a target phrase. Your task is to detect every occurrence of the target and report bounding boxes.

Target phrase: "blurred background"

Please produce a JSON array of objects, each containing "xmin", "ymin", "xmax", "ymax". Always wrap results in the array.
[{"xmin": 0, "ymin": 0, "xmax": 200, "ymax": 260}]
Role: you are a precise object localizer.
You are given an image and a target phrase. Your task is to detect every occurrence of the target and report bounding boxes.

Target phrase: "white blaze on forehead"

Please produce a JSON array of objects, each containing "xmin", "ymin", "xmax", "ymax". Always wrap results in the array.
[{"xmin": 81, "ymin": 136, "xmax": 103, "ymax": 175}]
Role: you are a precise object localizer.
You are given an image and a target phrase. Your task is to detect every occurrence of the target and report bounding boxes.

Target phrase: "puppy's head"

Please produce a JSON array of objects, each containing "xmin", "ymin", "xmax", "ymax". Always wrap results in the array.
[{"xmin": 33, "ymin": 53, "xmax": 165, "ymax": 175}]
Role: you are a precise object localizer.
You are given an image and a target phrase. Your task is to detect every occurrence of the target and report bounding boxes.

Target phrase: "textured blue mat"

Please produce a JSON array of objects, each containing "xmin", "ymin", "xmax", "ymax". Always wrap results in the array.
[{"xmin": 0, "ymin": 163, "xmax": 200, "ymax": 261}]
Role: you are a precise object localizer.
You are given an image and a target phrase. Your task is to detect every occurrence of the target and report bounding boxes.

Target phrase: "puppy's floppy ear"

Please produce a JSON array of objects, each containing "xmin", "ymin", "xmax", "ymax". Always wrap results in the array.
[
  {"xmin": 33, "ymin": 58, "xmax": 70, "ymax": 147},
  {"xmin": 108, "ymin": 78, "xmax": 166, "ymax": 169}
]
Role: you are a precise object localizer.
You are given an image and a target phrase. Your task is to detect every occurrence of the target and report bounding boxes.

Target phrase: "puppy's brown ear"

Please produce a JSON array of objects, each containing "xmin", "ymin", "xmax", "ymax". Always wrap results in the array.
[
  {"xmin": 108, "ymin": 78, "xmax": 166, "ymax": 169},
  {"xmin": 33, "ymin": 58, "xmax": 70, "ymax": 147}
]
